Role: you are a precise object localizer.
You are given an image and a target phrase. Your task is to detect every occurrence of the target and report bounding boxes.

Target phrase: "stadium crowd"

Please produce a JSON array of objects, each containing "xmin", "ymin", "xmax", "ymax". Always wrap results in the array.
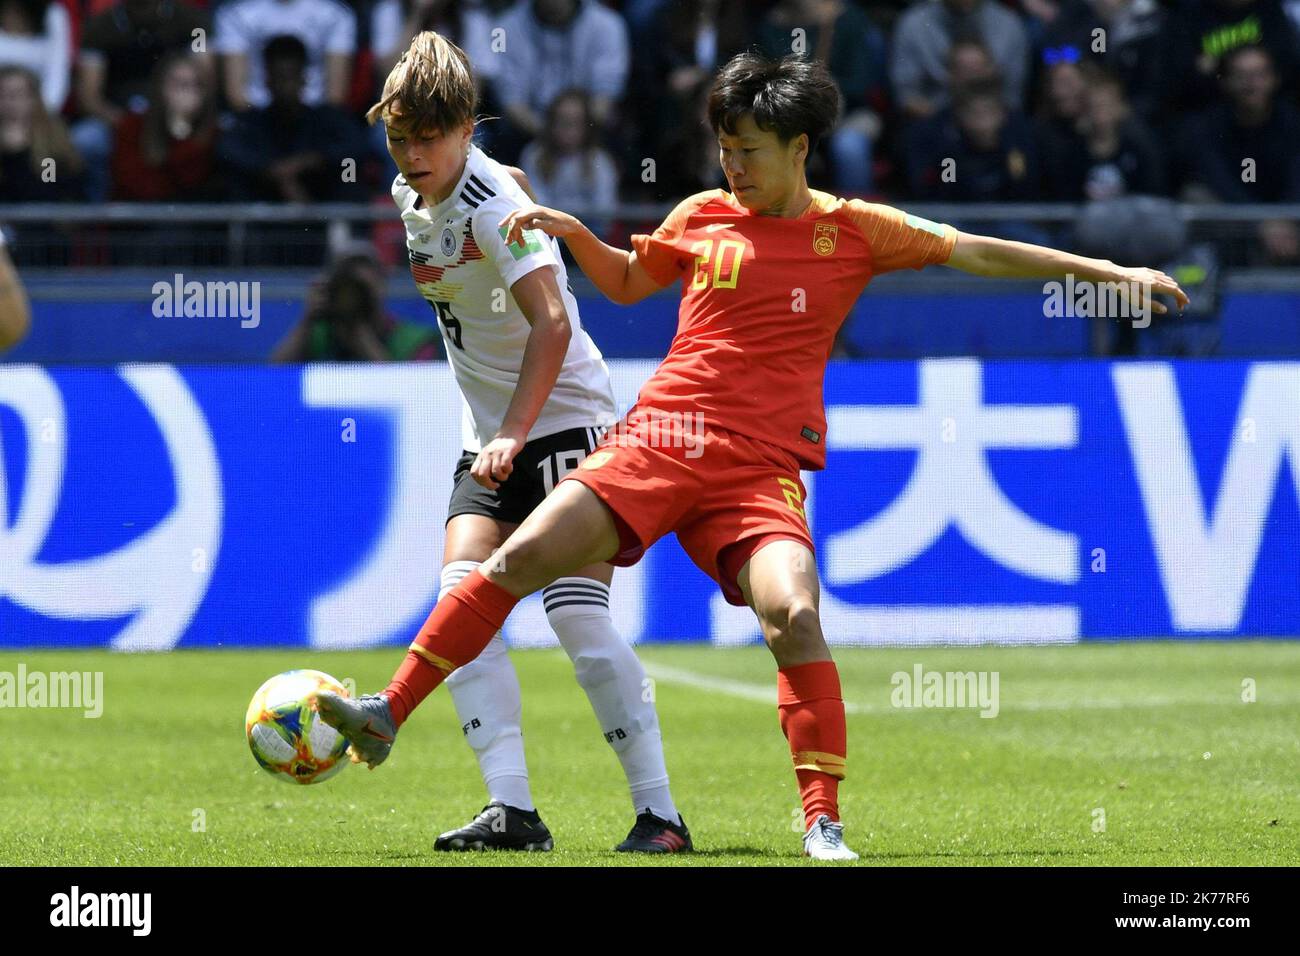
[{"xmin": 0, "ymin": 0, "xmax": 1297, "ymax": 265}]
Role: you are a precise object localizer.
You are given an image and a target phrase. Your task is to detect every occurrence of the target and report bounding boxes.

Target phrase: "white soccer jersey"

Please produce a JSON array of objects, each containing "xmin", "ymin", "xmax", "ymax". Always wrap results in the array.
[{"xmin": 394, "ymin": 145, "xmax": 618, "ymax": 452}]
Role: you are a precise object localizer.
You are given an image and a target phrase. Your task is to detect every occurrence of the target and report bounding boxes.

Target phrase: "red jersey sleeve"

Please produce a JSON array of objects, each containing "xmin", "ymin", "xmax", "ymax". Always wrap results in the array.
[
  {"xmin": 630, "ymin": 191, "xmax": 719, "ymax": 287},
  {"xmin": 844, "ymin": 200, "xmax": 957, "ymax": 274}
]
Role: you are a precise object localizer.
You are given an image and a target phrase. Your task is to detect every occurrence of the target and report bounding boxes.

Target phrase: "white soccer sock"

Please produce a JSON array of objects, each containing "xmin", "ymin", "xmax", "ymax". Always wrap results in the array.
[
  {"xmin": 441, "ymin": 560, "xmax": 534, "ymax": 811},
  {"xmin": 543, "ymin": 577, "xmax": 680, "ymax": 824}
]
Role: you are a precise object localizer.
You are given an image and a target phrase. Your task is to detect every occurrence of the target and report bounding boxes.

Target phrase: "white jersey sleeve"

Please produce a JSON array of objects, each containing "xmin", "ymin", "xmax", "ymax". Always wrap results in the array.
[{"xmin": 470, "ymin": 196, "xmax": 562, "ymax": 292}]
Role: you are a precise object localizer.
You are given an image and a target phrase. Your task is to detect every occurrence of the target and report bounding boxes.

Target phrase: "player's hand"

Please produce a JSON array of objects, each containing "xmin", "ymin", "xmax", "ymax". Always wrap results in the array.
[
  {"xmin": 498, "ymin": 204, "xmax": 582, "ymax": 247},
  {"xmin": 471, "ymin": 432, "xmax": 524, "ymax": 490},
  {"xmin": 1111, "ymin": 266, "xmax": 1190, "ymax": 315}
]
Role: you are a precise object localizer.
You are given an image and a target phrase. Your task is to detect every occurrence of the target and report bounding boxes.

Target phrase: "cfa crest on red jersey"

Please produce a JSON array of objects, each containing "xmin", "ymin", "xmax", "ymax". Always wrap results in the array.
[{"xmin": 813, "ymin": 221, "xmax": 838, "ymax": 256}]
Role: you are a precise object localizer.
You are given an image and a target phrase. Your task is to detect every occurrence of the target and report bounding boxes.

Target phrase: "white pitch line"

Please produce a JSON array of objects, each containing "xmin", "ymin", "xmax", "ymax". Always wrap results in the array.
[
  {"xmin": 643, "ymin": 663, "xmax": 1294, "ymax": 715},
  {"xmin": 644, "ymin": 663, "xmax": 875, "ymax": 714}
]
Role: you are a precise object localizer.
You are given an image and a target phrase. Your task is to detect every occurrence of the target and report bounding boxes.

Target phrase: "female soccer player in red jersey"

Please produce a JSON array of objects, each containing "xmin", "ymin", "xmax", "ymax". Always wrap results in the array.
[{"xmin": 318, "ymin": 51, "xmax": 1188, "ymax": 860}]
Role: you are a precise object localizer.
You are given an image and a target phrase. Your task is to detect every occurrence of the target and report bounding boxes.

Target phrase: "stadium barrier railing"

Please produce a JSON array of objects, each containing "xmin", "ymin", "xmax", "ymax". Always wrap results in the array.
[{"xmin": 2, "ymin": 202, "xmax": 1299, "ymax": 272}]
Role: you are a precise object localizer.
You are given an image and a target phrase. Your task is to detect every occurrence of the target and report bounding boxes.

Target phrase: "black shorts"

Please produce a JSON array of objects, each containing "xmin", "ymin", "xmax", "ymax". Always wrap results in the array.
[{"xmin": 447, "ymin": 425, "xmax": 606, "ymax": 526}]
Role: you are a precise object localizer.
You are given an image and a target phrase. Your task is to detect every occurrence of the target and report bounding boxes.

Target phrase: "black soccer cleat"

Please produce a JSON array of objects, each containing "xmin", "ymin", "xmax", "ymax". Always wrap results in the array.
[
  {"xmin": 434, "ymin": 802, "xmax": 554, "ymax": 852},
  {"xmin": 614, "ymin": 810, "xmax": 693, "ymax": 854}
]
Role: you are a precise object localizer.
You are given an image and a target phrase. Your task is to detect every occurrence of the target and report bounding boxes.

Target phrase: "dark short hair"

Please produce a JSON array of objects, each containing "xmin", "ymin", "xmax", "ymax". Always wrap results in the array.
[
  {"xmin": 264, "ymin": 34, "xmax": 309, "ymax": 71},
  {"xmin": 707, "ymin": 52, "xmax": 841, "ymax": 152}
]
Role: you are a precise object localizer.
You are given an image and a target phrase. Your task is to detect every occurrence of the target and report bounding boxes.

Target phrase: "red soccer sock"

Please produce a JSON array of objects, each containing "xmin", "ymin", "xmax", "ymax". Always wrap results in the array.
[
  {"xmin": 776, "ymin": 660, "xmax": 847, "ymax": 830},
  {"xmin": 383, "ymin": 569, "xmax": 520, "ymax": 726}
]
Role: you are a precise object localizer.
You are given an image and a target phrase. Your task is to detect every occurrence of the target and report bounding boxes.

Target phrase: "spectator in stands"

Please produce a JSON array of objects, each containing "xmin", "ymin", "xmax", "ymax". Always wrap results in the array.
[
  {"xmin": 111, "ymin": 51, "xmax": 219, "ymax": 201},
  {"xmin": 0, "ymin": 64, "xmax": 80, "ymax": 201},
  {"xmin": 519, "ymin": 89, "xmax": 617, "ymax": 216},
  {"xmin": 1035, "ymin": 53, "xmax": 1086, "ymax": 130},
  {"xmin": 272, "ymin": 247, "xmax": 440, "ymax": 362},
  {"xmin": 1025, "ymin": 0, "xmax": 1166, "ymax": 126},
  {"xmin": 372, "ymin": 0, "xmax": 497, "ymax": 86},
  {"xmin": 1166, "ymin": 0, "xmax": 1300, "ymax": 112},
  {"xmin": 891, "ymin": 0, "xmax": 1030, "ymax": 121},
  {"xmin": 1043, "ymin": 65, "xmax": 1164, "ymax": 200},
  {"xmin": 74, "ymin": 0, "xmax": 212, "ymax": 201},
  {"xmin": 0, "ymin": 228, "xmax": 31, "ymax": 352},
  {"xmin": 1179, "ymin": 44, "xmax": 1300, "ymax": 263},
  {"xmin": 630, "ymin": 0, "xmax": 750, "ymax": 200},
  {"xmin": 947, "ymin": 35, "xmax": 1003, "ymax": 90},
  {"xmin": 639, "ymin": 0, "xmax": 751, "ymax": 106},
  {"xmin": 1034, "ymin": 54, "xmax": 1087, "ymax": 195},
  {"xmin": 0, "ymin": 65, "xmax": 81, "ymax": 264},
  {"xmin": 903, "ymin": 78, "xmax": 1046, "ymax": 242},
  {"xmin": 214, "ymin": 0, "xmax": 356, "ymax": 111},
  {"xmin": 900, "ymin": 41, "xmax": 1033, "ymax": 197},
  {"xmin": 0, "ymin": 0, "xmax": 70, "ymax": 113},
  {"xmin": 490, "ymin": 0, "xmax": 628, "ymax": 161},
  {"xmin": 218, "ymin": 34, "xmax": 367, "ymax": 203},
  {"xmin": 758, "ymin": 0, "xmax": 886, "ymax": 194},
  {"xmin": 654, "ymin": 78, "xmax": 727, "ymax": 200}
]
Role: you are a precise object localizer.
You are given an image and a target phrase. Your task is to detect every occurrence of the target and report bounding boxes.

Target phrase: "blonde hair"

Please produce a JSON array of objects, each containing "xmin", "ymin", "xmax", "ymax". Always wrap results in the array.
[{"xmin": 367, "ymin": 31, "xmax": 477, "ymax": 133}]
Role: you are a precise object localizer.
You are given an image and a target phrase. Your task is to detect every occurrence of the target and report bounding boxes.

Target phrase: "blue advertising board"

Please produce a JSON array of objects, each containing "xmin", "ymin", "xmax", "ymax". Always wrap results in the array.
[{"xmin": 0, "ymin": 360, "xmax": 1296, "ymax": 648}]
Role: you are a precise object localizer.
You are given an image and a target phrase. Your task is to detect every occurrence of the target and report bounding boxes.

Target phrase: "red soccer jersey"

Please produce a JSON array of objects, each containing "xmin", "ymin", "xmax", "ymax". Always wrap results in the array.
[{"xmin": 630, "ymin": 189, "xmax": 957, "ymax": 469}]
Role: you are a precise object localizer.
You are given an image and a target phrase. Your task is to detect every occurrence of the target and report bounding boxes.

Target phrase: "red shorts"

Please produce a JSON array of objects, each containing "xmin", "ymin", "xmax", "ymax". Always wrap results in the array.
[{"xmin": 560, "ymin": 417, "xmax": 814, "ymax": 606}]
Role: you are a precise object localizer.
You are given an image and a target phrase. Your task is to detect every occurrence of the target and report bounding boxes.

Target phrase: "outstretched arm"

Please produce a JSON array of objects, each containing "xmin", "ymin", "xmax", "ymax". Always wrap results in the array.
[
  {"xmin": 499, "ymin": 204, "xmax": 663, "ymax": 305},
  {"xmin": 946, "ymin": 232, "xmax": 1189, "ymax": 314}
]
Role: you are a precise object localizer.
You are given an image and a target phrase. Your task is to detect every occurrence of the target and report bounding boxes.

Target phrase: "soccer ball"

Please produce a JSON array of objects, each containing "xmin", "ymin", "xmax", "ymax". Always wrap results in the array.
[{"xmin": 245, "ymin": 670, "xmax": 351, "ymax": 784}]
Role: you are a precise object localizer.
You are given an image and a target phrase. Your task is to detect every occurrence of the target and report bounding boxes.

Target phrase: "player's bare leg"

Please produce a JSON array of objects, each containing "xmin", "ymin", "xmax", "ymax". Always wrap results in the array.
[
  {"xmin": 478, "ymin": 479, "xmax": 621, "ymax": 594},
  {"xmin": 737, "ymin": 539, "xmax": 832, "ymax": 668},
  {"xmin": 738, "ymin": 539, "xmax": 857, "ymax": 860},
  {"xmin": 316, "ymin": 481, "xmax": 620, "ymax": 767}
]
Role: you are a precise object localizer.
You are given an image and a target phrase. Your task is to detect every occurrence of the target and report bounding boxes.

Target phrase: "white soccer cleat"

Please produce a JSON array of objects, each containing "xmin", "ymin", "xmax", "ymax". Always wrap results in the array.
[{"xmin": 803, "ymin": 814, "xmax": 860, "ymax": 860}]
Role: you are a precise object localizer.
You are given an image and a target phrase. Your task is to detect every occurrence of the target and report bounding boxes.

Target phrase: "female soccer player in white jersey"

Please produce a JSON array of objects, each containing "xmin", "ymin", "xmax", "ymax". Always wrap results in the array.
[{"xmin": 361, "ymin": 31, "xmax": 689, "ymax": 853}]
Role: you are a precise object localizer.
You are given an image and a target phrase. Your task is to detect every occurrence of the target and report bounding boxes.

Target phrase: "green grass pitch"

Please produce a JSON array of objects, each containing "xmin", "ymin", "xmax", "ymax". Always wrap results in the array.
[{"xmin": 1, "ymin": 642, "xmax": 1296, "ymax": 866}]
